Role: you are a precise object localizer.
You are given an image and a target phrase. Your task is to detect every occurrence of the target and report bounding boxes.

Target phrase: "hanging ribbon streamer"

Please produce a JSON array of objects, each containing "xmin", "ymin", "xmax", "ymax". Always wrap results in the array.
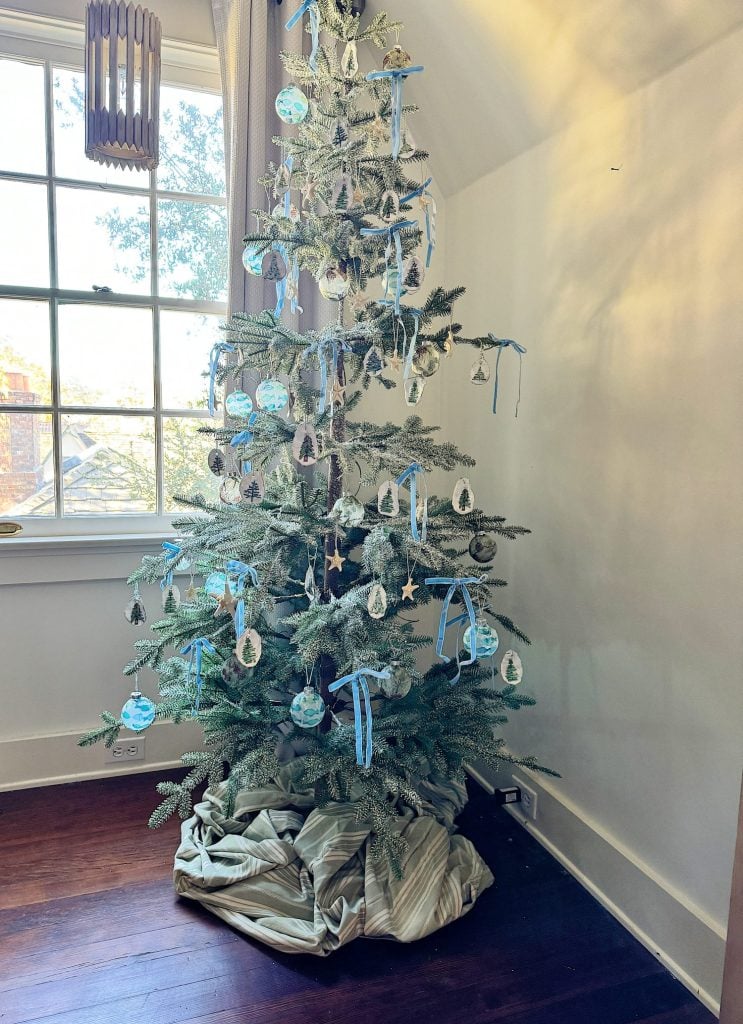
[
  {"xmin": 367, "ymin": 66, "xmax": 424, "ymax": 159},
  {"xmin": 208, "ymin": 342, "xmax": 237, "ymax": 416},
  {"xmin": 303, "ymin": 333, "xmax": 351, "ymax": 414},
  {"xmin": 225, "ymin": 559, "xmax": 260, "ymax": 639},
  {"xmin": 285, "ymin": 0, "xmax": 320, "ymax": 74},
  {"xmin": 328, "ymin": 667, "xmax": 391, "ymax": 768},
  {"xmin": 487, "ymin": 334, "xmax": 527, "ymax": 416},
  {"xmin": 400, "ymin": 177, "xmax": 436, "ymax": 268},
  {"xmin": 274, "ymin": 243, "xmax": 288, "ymax": 320},
  {"xmin": 423, "ymin": 576, "xmax": 482, "ymax": 685},
  {"xmin": 396, "ymin": 462, "xmax": 427, "ymax": 543},
  {"xmin": 160, "ymin": 541, "xmax": 182, "ymax": 589},
  {"xmin": 360, "ymin": 220, "xmax": 416, "ymax": 315},
  {"xmin": 230, "ymin": 411, "xmax": 258, "ymax": 473},
  {"xmin": 180, "ymin": 637, "xmax": 217, "ymax": 712}
]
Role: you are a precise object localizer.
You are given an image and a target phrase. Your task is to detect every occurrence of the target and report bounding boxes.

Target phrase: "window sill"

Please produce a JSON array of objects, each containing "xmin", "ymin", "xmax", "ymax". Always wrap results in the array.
[{"xmin": 0, "ymin": 532, "xmax": 172, "ymax": 586}]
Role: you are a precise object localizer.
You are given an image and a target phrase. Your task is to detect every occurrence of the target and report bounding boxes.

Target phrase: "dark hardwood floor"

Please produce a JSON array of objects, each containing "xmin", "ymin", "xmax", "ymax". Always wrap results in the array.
[{"xmin": 0, "ymin": 771, "xmax": 715, "ymax": 1024}]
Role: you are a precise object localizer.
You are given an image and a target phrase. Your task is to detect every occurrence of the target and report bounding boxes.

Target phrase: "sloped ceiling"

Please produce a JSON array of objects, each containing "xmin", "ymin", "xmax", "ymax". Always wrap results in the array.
[{"xmin": 370, "ymin": 0, "xmax": 743, "ymax": 195}]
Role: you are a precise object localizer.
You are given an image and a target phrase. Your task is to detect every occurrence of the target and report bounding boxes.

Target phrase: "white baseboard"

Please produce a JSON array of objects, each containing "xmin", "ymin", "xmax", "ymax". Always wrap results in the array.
[
  {"xmin": 0, "ymin": 720, "xmax": 204, "ymax": 792},
  {"xmin": 466, "ymin": 763, "xmax": 724, "ymax": 1016}
]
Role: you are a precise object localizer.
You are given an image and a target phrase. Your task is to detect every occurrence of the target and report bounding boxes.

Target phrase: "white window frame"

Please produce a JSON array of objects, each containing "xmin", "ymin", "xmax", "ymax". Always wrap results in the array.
[{"xmin": 0, "ymin": 11, "xmax": 225, "ymax": 543}]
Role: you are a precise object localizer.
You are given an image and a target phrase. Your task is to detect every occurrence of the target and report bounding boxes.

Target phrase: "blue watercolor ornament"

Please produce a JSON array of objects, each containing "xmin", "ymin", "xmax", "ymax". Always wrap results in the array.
[
  {"xmin": 225, "ymin": 390, "xmax": 254, "ymax": 418},
  {"xmin": 256, "ymin": 379, "xmax": 289, "ymax": 412},
  {"xmin": 204, "ymin": 571, "xmax": 228, "ymax": 598},
  {"xmin": 121, "ymin": 689, "xmax": 156, "ymax": 732},
  {"xmin": 463, "ymin": 620, "xmax": 500, "ymax": 659},
  {"xmin": 290, "ymin": 686, "xmax": 326, "ymax": 728},
  {"xmin": 275, "ymin": 85, "xmax": 309, "ymax": 125},
  {"xmin": 241, "ymin": 244, "xmax": 263, "ymax": 276}
]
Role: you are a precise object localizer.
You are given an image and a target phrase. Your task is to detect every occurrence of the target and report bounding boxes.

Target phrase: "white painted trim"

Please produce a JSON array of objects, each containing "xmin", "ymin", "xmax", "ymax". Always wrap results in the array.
[
  {"xmin": 0, "ymin": 719, "xmax": 204, "ymax": 791},
  {"xmin": 0, "ymin": 533, "xmax": 171, "ymax": 584},
  {"xmin": 465, "ymin": 763, "xmax": 724, "ymax": 1016},
  {"xmin": 0, "ymin": 9, "xmax": 220, "ymax": 89}
]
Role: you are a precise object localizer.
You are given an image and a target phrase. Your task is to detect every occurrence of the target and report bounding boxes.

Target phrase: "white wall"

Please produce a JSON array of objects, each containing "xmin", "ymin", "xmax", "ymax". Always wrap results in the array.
[{"xmin": 443, "ymin": 25, "xmax": 743, "ymax": 1011}]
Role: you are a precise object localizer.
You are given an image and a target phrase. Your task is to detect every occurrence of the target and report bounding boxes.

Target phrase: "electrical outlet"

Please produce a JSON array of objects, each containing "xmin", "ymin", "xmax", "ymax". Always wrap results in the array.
[
  {"xmin": 513, "ymin": 775, "xmax": 538, "ymax": 821},
  {"xmin": 105, "ymin": 736, "xmax": 146, "ymax": 764}
]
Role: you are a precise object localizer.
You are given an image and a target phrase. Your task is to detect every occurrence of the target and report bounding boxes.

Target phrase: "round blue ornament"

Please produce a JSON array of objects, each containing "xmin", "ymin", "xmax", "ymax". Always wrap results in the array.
[
  {"xmin": 204, "ymin": 571, "xmax": 228, "ymax": 598},
  {"xmin": 225, "ymin": 390, "xmax": 254, "ymax": 418},
  {"xmin": 463, "ymin": 621, "xmax": 500, "ymax": 659},
  {"xmin": 242, "ymin": 244, "xmax": 263, "ymax": 276},
  {"xmin": 290, "ymin": 686, "xmax": 326, "ymax": 728},
  {"xmin": 275, "ymin": 85, "xmax": 309, "ymax": 125},
  {"xmin": 121, "ymin": 691, "xmax": 156, "ymax": 732},
  {"xmin": 256, "ymin": 379, "xmax": 289, "ymax": 412}
]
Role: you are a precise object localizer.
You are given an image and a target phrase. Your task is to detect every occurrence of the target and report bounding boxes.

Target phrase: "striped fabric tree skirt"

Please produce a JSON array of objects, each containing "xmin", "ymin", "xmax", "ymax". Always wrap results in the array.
[{"xmin": 173, "ymin": 764, "xmax": 494, "ymax": 955}]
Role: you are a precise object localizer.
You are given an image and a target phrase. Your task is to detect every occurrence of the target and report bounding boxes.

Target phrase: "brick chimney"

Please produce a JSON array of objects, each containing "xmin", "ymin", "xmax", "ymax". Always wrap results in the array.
[{"xmin": 0, "ymin": 371, "xmax": 42, "ymax": 509}]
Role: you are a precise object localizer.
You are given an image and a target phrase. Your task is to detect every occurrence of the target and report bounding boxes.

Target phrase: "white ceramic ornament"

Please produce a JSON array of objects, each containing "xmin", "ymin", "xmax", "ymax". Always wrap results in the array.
[
  {"xmin": 290, "ymin": 686, "xmax": 326, "ymax": 728},
  {"xmin": 124, "ymin": 595, "xmax": 147, "ymax": 625},
  {"xmin": 293, "ymin": 423, "xmax": 319, "ymax": 465},
  {"xmin": 404, "ymin": 375, "xmax": 425, "ymax": 406},
  {"xmin": 412, "ymin": 342, "xmax": 440, "ymax": 378},
  {"xmin": 332, "ymin": 494, "xmax": 365, "ymax": 528},
  {"xmin": 256, "ymin": 378, "xmax": 289, "ymax": 412},
  {"xmin": 318, "ymin": 267, "xmax": 350, "ymax": 302},
  {"xmin": 452, "ymin": 477, "xmax": 475, "ymax": 515},
  {"xmin": 240, "ymin": 471, "xmax": 265, "ymax": 503},
  {"xmin": 331, "ymin": 174, "xmax": 354, "ymax": 213},
  {"xmin": 219, "ymin": 477, "xmax": 241, "ymax": 505},
  {"xmin": 402, "ymin": 255, "xmax": 424, "ymax": 293},
  {"xmin": 161, "ymin": 583, "xmax": 181, "ymax": 612},
  {"xmin": 236, "ymin": 627, "xmax": 262, "ymax": 668},
  {"xmin": 377, "ymin": 480, "xmax": 400, "ymax": 517},
  {"xmin": 463, "ymin": 620, "xmax": 500, "ymax": 659},
  {"xmin": 262, "ymin": 249, "xmax": 287, "ymax": 281},
  {"xmin": 363, "ymin": 345, "xmax": 385, "ymax": 376},
  {"xmin": 341, "ymin": 39, "xmax": 359, "ymax": 79},
  {"xmin": 207, "ymin": 447, "xmax": 227, "ymax": 476},
  {"xmin": 367, "ymin": 582, "xmax": 388, "ymax": 619},
  {"xmin": 500, "ymin": 649, "xmax": 523, "ymax": 686},
  {"xmin": 380, "ymin": 189, "xmax": 400, "ymax": 223},
  {"xmin": 470, "ymin": 356, "xmax": 491, "ymax": 385}
]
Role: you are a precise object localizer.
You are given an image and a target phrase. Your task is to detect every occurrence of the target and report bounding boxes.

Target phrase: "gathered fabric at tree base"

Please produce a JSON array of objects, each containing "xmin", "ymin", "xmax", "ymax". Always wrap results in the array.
[{"xmin": 173, "ymin": 763, "xmax": 494, "ymax": 955}]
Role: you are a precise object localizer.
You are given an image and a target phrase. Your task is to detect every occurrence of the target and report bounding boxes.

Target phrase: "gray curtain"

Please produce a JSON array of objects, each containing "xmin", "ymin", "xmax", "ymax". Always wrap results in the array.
[{"xmin": 211, "ymin": 0, "xmax": 317, "ymax": 328}]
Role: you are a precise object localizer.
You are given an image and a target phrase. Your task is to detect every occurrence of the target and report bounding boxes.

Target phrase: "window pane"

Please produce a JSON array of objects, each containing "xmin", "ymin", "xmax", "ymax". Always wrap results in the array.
[
  {"xmin": 58, "ymin": 305, "xmax": 153, "ymax": 408},
  {"xmin": 157, "ymin": 85, "xmax": 226, "ymax": 196},
  {"xmin": 0, "ymin": 300, "xmax": 52, "ymax": 406},
  {"xmin": 157, "ymin": 199, "xmax": 227, "ymax": 302},
  {"xmin": 0, "ymin": 181, "xmax": 49, "ymax": 287},
  {"xmin": 160, "ymin": 311, "xmax": 222, "ymax": 410},
  {"xmin": 61, "ymin": 414, "xmax": 156, "ymax": 515},
  {"xmin": 52, "ymin": 67, "xmax": 141, "ymax": 188},
  {"xmin": 163, "ymin": 415, "xmax": 220, "ymax": 512},
  {"xmin": 0, "ymin": 59, "xmax": 46, "ymax": 175},
  {"xmin": 0, "ymin": 411, "xmax": 54, "ymax": 516},
  {"xmin": 56, "ymin": 186, "xmax": 151, "ymax": 295}
]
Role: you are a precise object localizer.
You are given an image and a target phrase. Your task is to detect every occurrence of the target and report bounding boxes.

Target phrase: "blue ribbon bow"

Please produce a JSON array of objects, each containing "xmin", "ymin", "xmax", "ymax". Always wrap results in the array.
[
  {"xmin": 360, "ymin": 219, "xmax": 417, "ymax": 315},
  {"xmin": 367, "ymin": 66, "xmax": 424, "ymax": 159},
  {"xmin": 181, "ymin": 637, "xmax": 217, "ymax": 712},
  {"xmin": 424, "ymin": 576, "xmax": 482, "ymax": 685},
  {"xmin": 226, "ymin": 560, "xmax": 260, "ymax": 636},
  {"xmin": 208, "ymin": 342, "xmax": 237, "ymax": 416},
  {"xmin": 230, "ymin": 411, "xmax": 259, "ymax": 473},
  {"xmin": 303, "ymin": 333, "xmax": 351, "ymax": 414},
  {"xmin": 160, "ymin": 541, "xmax": 182, "ymax": 589},
  {"xmin": 400, "ymin": 176, "xmax": 436, "ymax": 268},
  {"xmin": 286, "ymin": 0, "xmax": 320, "ymax": 73},
  {"xmin": 396, "ymin": 462, "xmax": 427, "ymax": 543},
  {"xmin": 488, "ymin": 334, "xmax": 527, "ymax": 417},
  {"xmin": 328, "ymin": 667, "xmax": 391, "ymax": 768}
]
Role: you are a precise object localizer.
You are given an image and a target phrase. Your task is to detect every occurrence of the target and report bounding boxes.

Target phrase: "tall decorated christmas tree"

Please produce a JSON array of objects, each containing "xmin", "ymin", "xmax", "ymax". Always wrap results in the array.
[{"xmin": 82, "ymin": 0, "xmax": 552, "ymax": 954}]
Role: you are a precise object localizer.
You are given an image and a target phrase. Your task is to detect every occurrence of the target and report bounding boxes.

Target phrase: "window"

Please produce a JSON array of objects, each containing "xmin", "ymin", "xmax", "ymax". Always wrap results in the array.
[{"xmin": 0, "ymin": 50, "xmax": 227, "ymax": 536}]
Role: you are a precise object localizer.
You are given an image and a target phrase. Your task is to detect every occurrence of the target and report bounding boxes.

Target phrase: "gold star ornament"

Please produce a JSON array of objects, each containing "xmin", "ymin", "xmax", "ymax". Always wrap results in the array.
[
  {"xmin": 331, "ymin": 378, "xmax": 346, "ymax": 407},
  {"xmin": 326, "ymin": 548, "xmax": 346, "ymax": 572},
  {"xmin": 401, "ymin": 577, "xmax": 419, "ymax": 602},
  {"xmin": 214, "ymin": 581, "xmax": 237, "ymax": 617}
]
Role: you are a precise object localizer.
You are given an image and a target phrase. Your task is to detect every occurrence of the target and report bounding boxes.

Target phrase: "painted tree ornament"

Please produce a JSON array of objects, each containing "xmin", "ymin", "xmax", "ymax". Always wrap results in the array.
[
  {"xmin": 332, "ymin": 493, "xmax": 365, "ymax": 528},
  {"xmin": 224, "ymin": 390, "xmax": 253, "ymax": 418},
  {"xmin": 463, "ymin": 620, "xmax": 500, "ymax": 659},
  {"xmin": 330, "ymin": 119, "xmax": 350, "ymax": 148},
  {"xmin": 470, "ymin": 355, "xmax": 491, "ymax": 385},
  {"xmin": 219, "ymin": 477, "xmax": 241, "ymax": 505},
  {"xmin": 380, "ymin": 663, "xmax": 412, "ymax": 699},
  {"xmin": 161, "ymin": 583, "xmax": 181, "ymax": 613},
  {"xmin": 293, "ymin": 423, "xmax": 319, "ymax": 465},
  {"xmin": 412, "ymin": 342, "xmax": 440, "ymax": 378},
  {"xmin": 399, "ymin": 128, "xmax": 416, "ymax": 159},
  {"xmin": 363, "ymin": 345, "xmax": 385, "ymax": 376},
  {"xmin": 367, "ymin": 582, "xmax": 388, "ymax": 619},
  {"xmin": 452, "ymin": 477, "xmax": 475, "ymax": 515},
  {"xmin": 402, "ymin": 255, "xmax": 424, "ymax": 293},
  {"xmin": 331, "ymin": 174, "xmax": 354, "ymax": 212},
  {"xmin": 377, "ymin": 479, "xmax": 400, "ymax": 517},
  {"xmin": 469, "ymin": 531, "xmax": 498, "ymax": 563},
  {"xmin": 207, "ymin": 447, "xmax": 227, "ymax": 476},
  {"xmin": 256, "ymin": 378, "xmax": 289, "ymax": 412},
  {"xmin": 318, "ymin": 267, "xmax": 350, "ymax": 301},
  {"xmin": 275, "ymin": 84, "xmax": 309, "ymax": 124},
  {"xmin": 341, "ymin": 39, "xmax": 359, "ymax": 79},
  {"xmin": 290, "ymin": 686, "xmax": 326, "ymax": 728},
  {"xmin": 500, "ymin": 649, "xmax": 523, "ymax": 686},
  {"xmin": 241, "ymin": 244, "xmax": 263, "ymax": 276},
  {"xmin": 274, "ymin": 161, "xmax": 291, "ymax": 196},
  {"xmin": 380, "ymin": 189, "xmax": 400, "ymax": 222},
  {"xmin": 383, "ymin": 44, "xmax": 412, "ymax": 70},
  {"xmin": 124, "ymin": 594, "xmax": 146, "ymax": 625},
  {"xmin": 404, "ymin": 375, "xmax": 425, "ymax": 406},
  {"xmin": 262, "ymin": 249, "xmax": 287, "ymax": 281},
  {"xmin": 121, "ymin": 691, "xmax": 156, "ymax": 732},
  {"xmin": 240, "ymin": 470, "xmax": 265, "ymax": 503},
  {"xmin": 236, "ymin": 627, "xmax": 262, "ymax": 668},
  {"xmin": 204, "ymin": 572, "xmax": 228, "ymax": 598}
]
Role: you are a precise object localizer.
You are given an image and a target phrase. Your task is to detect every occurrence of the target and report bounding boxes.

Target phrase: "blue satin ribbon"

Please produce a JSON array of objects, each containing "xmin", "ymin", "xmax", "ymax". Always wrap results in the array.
[
  {"xmin": 400, "ymin": 176, "xmax": 436, "ymax": 268},
  {"xmin": 328, "ymin": 667, "xmax": 391, "ymax": 768},
  {"xmin": 367, "ymin": 66, "xmax": 424, "ymax": 159},
  {"xmin": 160, "ymin": 541, "xmax": 182, "ymax": 589},
  {"xmin": 230, "ymin": 412, "xmax": 258, "ymax": 473},
  {"xmin": 304, "ymin": 334, "xmax": 351, "ymax": 414},
  {"xmin": 208, "ymin": 342, "xmax": 237, "ymax": 416},
  {"xmin": 286, "ymin": 0, "xmax": 320, "ymax": 73},
  {"xmin": 488, "ymin": 334, "xmax": 527, "ymax": 416},
  {"xmin": 360, "ymin": 219, "xmax": 416, "ymax": 314},
  {"xmin": 424, "ymin": 576, "xmax": 481, "ymax": 685},
  {"xmin": 225, "ymin": 560, "xmax": 259, "ymax": 638},
  {"xmin": 181, "ymin": 636, "xmax": 217, "ymax": 712},
  {"xmin": 396, "ymin": 462, "xmax": 427, "ymax": 543}
]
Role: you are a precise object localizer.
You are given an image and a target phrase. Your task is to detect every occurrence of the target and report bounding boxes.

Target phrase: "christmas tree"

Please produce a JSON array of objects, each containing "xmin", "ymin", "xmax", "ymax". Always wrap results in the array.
[{"xmin": 80, "ymin": 0, "xmax": 553, "ymax": 951}]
